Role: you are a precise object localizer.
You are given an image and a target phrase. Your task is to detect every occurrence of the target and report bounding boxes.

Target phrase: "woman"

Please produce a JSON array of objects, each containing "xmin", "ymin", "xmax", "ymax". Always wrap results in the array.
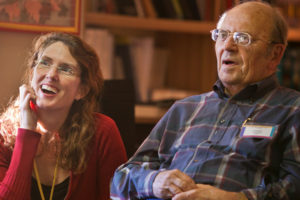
[{"xmin": 0, "ymin": 32, "xmax": 127, "ymax": 200}]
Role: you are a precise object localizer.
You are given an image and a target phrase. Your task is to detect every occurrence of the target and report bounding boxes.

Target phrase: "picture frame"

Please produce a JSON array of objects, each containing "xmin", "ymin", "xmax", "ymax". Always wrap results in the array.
[{"xmin": 0, "ymin": 0, "xmax": 81, "ymax": 34}]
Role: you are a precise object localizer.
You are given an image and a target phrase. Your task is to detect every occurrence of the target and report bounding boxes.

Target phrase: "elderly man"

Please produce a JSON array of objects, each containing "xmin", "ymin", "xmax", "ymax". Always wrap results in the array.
[{"xmin": 111, "ymin": 2, "xmax": 300, "ymax": 200}]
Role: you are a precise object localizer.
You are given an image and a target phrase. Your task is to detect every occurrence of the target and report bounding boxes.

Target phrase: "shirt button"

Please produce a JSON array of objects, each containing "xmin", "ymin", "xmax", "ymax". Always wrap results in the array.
[{"xmin": 220, "ymin": 119, "xmax": 225, "ymax": 124}]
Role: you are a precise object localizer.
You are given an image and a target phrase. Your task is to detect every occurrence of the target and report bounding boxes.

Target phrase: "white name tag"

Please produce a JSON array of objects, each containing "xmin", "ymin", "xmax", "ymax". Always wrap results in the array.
[{"xmin": 240, "ymin": 125, "xmax": 275, "ymax": 139}]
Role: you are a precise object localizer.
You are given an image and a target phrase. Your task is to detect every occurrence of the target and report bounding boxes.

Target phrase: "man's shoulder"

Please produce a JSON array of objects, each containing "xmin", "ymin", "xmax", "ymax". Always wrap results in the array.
[
  {"xmin": 176, "ymin": 91, "xmax": 216, "ymax": 104},
  {"xmin": 165, "ymin": 91, "xmax": 217, "ymax": 116},
  {"xmin": 275, "ymin": 86, "xmax": 300, "ymax": 106}
]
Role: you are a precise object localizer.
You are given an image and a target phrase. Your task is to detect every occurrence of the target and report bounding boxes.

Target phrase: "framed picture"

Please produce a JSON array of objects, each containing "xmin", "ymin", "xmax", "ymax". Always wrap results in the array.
[{"xmin": 0, "ymin": 0, "xmax": 81, "ymax": 34}]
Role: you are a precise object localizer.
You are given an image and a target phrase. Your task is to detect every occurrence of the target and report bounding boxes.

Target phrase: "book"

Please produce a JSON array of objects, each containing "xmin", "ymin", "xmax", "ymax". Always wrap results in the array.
[
  {"xmin": 214, "ymin": 0, "xmax": 222, "ymax": 21},
  {"xmin": 113, "ymin": 53, "xmax": 125, "ymax": 79},
  {"xmin": 96, "ymin": 0, "xmax": 106, "ymax": 12},
  {"xmin": 103, "ymin": 0, "xmax": 118, "ymax": 13},
  {"xmin": 178, "ymin": 0, "xmax": 201, "ymax": 20},
  {"xmin": 113, "ymin": 36, "xmax": 169, "ymax": 103},
  {"xmin": 114, "ymin": 0, "xmax": 138, "ymax": 16},
  {"xmin": 88, "ymin": 0, "xmax": 99, "ymax": 11},
  {"xmin": 196, "ymin": 0, "xmax": 206, "ymax": 20},
  {"xmin": 129, "ymin": 36, "xmax": 155, "ymax": 103},
  {"xmin": 141, "ymin": 0, "xmax": 157, "ymax": 18},
  {"xmin": 150, "ymin": 47, "xmax": 169, "ymax": 90},
  {"xmin": 226, "ymin": 0, "xmax": 234, "ymax": 9},
  {"xmin": 171, "ymin": 0, "xmax": 184, "ymax": 19},
  {"xmin": 152, "ymin": 0, "xmax": 169, "ymax": 18},
  {"xmin": 204, "ymin": 0, "xmax": 215, "ymax": 21},
  {"xmin": 114, "ymin": 36, "xmax": 135, "ymax": 80},
  {"xmin": 134, "ymin": 0, "xmax": 146, "ymax": 17},
  {"xmin": 162, "ymin": 0, "xmax": 178, "ymax": 19},
  {"xmin": 84, "ymin": 28, "xmax": 115, "ymax": 79}
]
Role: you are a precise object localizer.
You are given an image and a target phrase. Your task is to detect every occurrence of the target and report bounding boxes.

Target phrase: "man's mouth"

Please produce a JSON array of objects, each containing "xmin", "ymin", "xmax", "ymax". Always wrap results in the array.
[
  {"xmin": 222, "ymin": 59, "xmax": 236, "ymax": 65},
  {"xmin": 41, "ymin": 85, "xmax": 58, "ymax": 94}
]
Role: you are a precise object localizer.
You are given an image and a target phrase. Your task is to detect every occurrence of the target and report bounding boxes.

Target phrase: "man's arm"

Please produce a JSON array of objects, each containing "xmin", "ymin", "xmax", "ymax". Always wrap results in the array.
[
  {"xmin": 110, "ymin": 99, "xmax": 201, "ymax": 200},
  {"xmin": 110, "ymin": 108, "xmax": 173, "ymax": 200}
]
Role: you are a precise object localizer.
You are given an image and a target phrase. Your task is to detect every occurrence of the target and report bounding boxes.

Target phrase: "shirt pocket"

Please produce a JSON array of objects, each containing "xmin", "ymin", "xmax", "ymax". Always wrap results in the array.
[{"xmin": 235, "ymin": 123, "xmax": 279, "ymax": 161}]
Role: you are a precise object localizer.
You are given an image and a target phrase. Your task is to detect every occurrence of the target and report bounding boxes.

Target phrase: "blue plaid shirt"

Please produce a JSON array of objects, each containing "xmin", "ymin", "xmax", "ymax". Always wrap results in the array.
[{"xmin": 110, "ymin": 75, "xmax": 300, "ymax": 200}]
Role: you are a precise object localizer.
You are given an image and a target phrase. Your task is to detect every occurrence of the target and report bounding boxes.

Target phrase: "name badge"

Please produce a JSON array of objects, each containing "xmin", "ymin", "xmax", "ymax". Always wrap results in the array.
[{"xmin": 240, "ymin": 125, "xmax": 275, "ymax": 139}]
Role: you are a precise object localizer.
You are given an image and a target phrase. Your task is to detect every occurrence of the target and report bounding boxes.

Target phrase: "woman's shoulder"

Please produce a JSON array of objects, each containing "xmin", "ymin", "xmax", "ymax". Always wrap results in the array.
[
  {"xmin": 93, "ymin": 113, "xmax": 119, "ymax": 135},
  {"xmin": 94, "ymin": 112, "xmax": 116, "ymax": 125},
  {"xmin": 92, "ymin": 113, "xmax": 125, "ymax": 151}
]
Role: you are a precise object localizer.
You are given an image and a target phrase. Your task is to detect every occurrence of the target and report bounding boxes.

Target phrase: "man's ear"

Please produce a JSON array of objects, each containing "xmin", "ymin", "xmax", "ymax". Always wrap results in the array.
[
  {"xmin": 75, "ymin": 84, "xmax": 89, "ymax": 100},
  {"xmin": 269, "ymin": 43, "xmax": 286, "ymax": 71}
]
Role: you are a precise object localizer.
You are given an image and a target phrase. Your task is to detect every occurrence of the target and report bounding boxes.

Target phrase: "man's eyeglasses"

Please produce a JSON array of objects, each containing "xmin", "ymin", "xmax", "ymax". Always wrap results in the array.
[{"xmin": 210, "ymin": 29, "xmax": 270, "ymax": 46}]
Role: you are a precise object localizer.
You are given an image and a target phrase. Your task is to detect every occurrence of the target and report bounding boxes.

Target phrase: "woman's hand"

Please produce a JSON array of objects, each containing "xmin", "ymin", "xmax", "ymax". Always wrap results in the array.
[{"xmin": 19, "ymin": 84, "xmax": 38, "ymax": 130}]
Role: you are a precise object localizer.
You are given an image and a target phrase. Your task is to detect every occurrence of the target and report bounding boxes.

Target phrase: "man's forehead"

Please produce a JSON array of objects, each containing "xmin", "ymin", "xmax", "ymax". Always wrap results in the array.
[
  {"xmin": 217, "ymin": 12, "xmax": 254, "ymax": 31},
  {"xmin": 217, "ymin": 7, "xmax": 271, "ymax": 34}
]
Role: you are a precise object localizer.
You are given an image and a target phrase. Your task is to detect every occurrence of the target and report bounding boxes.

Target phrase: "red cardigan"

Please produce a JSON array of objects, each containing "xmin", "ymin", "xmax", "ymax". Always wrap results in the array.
[{"xmin": 0, "ymin": 113, "xmax": 127, "ymax": 200}]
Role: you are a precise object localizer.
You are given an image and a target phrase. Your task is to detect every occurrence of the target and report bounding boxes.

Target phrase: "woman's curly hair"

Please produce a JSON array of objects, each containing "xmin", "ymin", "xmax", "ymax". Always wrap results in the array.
[{"xmin": 0, "ymin": 32, "xmax": 103, "ymax": 173}]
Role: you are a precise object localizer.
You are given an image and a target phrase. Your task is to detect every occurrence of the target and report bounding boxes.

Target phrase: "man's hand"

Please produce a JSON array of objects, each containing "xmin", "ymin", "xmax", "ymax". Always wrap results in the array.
[
  {"xmin": 153, "ymin": 169, "xmax": 197, "ymax": 199},
  {"xmin": 172, "ymin": 184, "xmax": 247, "ymax": 200}
]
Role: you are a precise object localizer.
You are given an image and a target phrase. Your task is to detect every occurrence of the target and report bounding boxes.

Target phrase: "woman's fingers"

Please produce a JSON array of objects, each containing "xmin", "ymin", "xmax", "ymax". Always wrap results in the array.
[
  {"xmin": 19, "ymin": 85, "xmax": 36, "ymax": 109},
  {"xmin": 19, "ymin": 84, "xmax": 37, "ymax": 130}
]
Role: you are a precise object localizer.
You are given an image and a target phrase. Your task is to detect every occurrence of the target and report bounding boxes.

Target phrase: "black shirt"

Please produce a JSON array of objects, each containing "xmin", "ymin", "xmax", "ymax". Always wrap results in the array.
[{"xmin": 31, "ymin": 177, "xmax": 69, "ymax": 200}]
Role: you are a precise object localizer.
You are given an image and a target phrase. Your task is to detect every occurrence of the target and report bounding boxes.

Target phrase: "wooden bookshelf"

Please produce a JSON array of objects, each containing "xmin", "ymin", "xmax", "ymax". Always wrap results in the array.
[
  {"xmin": 85, "ymin": 12, "xmax": 216, "ymax": 34},
  {"xmin": 84, "ymin": 11, "xmax": 300, "ymax": 124},
  {"xmin": 84, "ymin": 12, "xmax": 217, "ymax": 124},
  {"xmin": 86, "ymin": 12, "xmax": 300, "ymax": 41}
]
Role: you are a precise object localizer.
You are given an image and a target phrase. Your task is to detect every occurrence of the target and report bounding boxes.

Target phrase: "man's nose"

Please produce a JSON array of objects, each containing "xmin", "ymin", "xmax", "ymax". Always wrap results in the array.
[{"xmin": 224, "ymin": 35, "xmax": 238, "ymax": 51}]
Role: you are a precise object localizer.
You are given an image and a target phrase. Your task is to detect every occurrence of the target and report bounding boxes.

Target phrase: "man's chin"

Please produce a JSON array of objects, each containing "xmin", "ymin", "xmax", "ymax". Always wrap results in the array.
[{"xmin": 219, "ymin": 77, "xmax": 242, "ymax": 86}]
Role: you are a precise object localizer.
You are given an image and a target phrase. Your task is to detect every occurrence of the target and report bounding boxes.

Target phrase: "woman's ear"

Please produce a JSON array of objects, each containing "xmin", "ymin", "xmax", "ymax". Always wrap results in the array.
[{"xmin": 75, "ymin": 84, "xmax": 89, "ymax": 100}]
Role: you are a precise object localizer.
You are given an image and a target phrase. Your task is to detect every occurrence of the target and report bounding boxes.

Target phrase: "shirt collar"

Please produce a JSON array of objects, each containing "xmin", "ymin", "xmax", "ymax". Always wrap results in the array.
[{"xmin": 213, "ymin": 75, "xmax": 279, "ymax": 101}]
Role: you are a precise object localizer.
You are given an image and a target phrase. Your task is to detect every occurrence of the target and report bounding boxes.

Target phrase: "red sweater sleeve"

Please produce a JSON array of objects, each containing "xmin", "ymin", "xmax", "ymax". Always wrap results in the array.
[
  {"xmin": 0, "ymin": 129, "xmax": 40, "ymax": 200},
  {"xmin": 95, "ymin": 114, "xmax": 127, "ymax": 200}
]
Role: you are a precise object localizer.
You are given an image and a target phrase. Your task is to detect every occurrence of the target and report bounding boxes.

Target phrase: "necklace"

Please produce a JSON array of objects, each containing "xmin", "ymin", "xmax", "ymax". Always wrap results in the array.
[{"xmin": 33, "ymin": 156, "xmax": 59, "ymax": 200}]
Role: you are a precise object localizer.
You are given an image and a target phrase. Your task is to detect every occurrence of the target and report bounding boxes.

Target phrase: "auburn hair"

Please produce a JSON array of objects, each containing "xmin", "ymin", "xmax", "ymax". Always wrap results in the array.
[{"xmin": 0, "ymin": 32, "xmax": 103, "ymax": 173}]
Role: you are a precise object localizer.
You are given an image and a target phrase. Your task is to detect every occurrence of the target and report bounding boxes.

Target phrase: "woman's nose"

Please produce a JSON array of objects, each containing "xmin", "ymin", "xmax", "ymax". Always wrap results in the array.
[{"xmin": 45, "ymin": 66, "xmax": 59, "ymax": 80}]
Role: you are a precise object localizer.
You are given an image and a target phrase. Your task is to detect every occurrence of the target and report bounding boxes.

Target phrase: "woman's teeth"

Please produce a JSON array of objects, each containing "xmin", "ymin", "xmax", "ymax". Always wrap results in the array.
[{"xmin": 41, "ymin": 85, "xmax": 57, "ymax": 94}]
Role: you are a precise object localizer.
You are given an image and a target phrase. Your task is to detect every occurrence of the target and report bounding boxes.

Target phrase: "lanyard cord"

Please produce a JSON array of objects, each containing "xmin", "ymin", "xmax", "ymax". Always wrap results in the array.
[{"xmin": 33, "ymin": 155, "xmax": 59, "ymax": 200}]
